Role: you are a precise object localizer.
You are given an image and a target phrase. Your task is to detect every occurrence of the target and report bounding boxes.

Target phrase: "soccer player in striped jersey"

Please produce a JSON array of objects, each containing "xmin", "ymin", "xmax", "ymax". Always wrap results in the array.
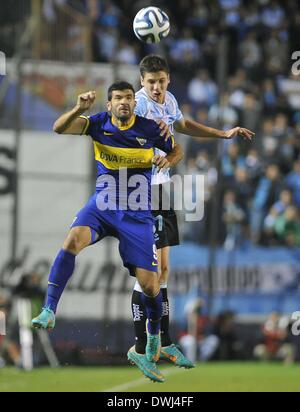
[
  {"xmin": 32, "ymin": 81, "xmax": 183, "ymax": 383},
  {"xmin": 130, "ymin": 55, "xmax": 255, "ymax": 368}
]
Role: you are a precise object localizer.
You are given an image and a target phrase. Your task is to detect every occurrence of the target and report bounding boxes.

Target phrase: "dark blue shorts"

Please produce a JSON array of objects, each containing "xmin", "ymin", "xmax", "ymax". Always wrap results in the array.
[{"xmin": 70, "ymin": 193, "xmax": 158, "ymax": 276}]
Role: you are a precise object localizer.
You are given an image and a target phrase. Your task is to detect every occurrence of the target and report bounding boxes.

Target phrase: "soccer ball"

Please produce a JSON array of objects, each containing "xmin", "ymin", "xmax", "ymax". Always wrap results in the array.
[{"xmin": 133, "ymin": 7, "xmax": 170, "ymax": 44}]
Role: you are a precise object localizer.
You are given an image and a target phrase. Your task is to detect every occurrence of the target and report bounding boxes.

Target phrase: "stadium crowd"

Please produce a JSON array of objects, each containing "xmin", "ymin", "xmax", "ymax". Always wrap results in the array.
[
  {"xmin": 1, "ymin": 0, "xmax": 300, "ymax": 248},
  {"xmin": 42, "ymin": 0, "xmax": 300, "ymax": 248}
]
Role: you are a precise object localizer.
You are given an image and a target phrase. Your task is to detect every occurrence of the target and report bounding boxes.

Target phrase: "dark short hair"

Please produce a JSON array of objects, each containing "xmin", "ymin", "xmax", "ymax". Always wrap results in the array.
[
  {"xmin": 139, "ymin": 54, "xmax": 169, "ymax": 77},
  {"xmin": 107, "ymin": 81, "xmax": 135, "ymax": 101}
]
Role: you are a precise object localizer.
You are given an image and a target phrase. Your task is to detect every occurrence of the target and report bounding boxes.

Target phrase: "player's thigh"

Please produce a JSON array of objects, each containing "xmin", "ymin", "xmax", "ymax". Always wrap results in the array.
[
  {"xmin": 118, "ymin": 214, "xmax": 158, "ymax": 278},
  {"xmin": 66, "ymin": 193, "xmax": 108, "ymax": 253},
  {"xmin": 63, "ymin": 226, "xmax": 92, "ymax": 254},
  {"xmin": 135, "ymin": 267, "xmax": 160, "ymax": 297}
]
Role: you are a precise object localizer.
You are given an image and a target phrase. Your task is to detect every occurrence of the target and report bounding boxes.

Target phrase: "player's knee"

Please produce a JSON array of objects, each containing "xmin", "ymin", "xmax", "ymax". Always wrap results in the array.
[
  {"xmin": 141, "ymin": 283, "xmax": 154, "ymax": 297},
  {"xmin": 63, "ymin": 236, "xmax": 82, "ymax": 254},
  {"xmin": 63, "ymin": 229, "xmax": 90, "ymax": 254},
  {"xmin": 141, "ymin": 279, "xmax": 160, "ymax": 297}
]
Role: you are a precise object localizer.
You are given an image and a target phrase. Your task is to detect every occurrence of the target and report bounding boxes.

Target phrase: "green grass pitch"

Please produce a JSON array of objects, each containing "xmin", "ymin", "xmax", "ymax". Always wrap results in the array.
[{"xmin": 1, "ymin": 362, "xmax": 300, "ymax": 392}]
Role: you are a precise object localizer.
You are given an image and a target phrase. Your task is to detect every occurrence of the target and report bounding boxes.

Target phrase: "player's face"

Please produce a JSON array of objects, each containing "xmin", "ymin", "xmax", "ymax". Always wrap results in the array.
[
  {"xmin": 141, "ymin": 71, "xmax": 170, "ymax": 104},
  {"xmin": 107, "ymin": 89, "xmax": 136, "ymax": 121}
]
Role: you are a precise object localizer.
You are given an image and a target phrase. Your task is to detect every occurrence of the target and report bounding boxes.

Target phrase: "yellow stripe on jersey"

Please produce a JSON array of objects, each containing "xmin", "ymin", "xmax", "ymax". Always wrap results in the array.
[
  {"xmin": 170, "ymin": 135, "xmax": 175, "ymax": 149},
  {"xmin": 94, "ymin": 142, "xmax": 154, "ymax": 170},
  {"xmin": 111, "ymin": 115, "xmax": 136, "ymax": 130},
  {"xmin": 79, "ymin": 115, "xmax": 90, "ymax": 135}
]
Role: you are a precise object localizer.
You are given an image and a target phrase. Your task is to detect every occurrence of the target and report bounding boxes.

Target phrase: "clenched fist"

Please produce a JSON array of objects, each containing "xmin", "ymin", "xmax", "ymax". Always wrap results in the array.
[{"xmin": 77, "ymin": 91, "xmax": 96, "ymax": 111}]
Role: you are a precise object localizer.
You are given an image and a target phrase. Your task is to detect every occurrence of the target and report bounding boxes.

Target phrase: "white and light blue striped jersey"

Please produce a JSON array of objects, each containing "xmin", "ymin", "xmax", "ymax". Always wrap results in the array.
[{"xmin": 135, "ymin": 87, "xmax": 183, "ymax": 185}]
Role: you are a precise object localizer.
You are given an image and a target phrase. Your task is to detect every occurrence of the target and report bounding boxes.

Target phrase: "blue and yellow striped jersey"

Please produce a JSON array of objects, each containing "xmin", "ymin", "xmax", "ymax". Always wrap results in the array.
[{"xmin": 80, "ymin": 112, "xmax": 174, "ymax": 209}]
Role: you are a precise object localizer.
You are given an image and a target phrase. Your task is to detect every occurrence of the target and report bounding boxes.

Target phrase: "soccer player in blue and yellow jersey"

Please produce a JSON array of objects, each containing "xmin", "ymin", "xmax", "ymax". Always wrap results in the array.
[{"xmin": 32, "ymin": 81, "xmax": 183, "ymax": 383}]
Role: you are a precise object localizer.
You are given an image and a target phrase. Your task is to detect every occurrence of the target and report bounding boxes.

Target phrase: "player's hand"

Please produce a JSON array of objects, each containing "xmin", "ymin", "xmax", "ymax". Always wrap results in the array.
[
  {"xmin": 224, "ymin": 127, "xmax": 255, "ymax": 141},
  {"xmin": 155, "ymin": 119, "xmax": 171, "ymax": 141},
  {"xmin": 77, "ymin": 91, "xmax": 96, "ymax": 111},
  {"xmin": 152, "ymin": 155, "xmax": 170, "ymax": 171}
]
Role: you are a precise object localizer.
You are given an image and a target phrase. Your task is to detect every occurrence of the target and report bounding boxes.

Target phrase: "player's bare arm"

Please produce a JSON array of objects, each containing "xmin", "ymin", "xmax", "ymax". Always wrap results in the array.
[
  {"xmin": 174, "ymin": 118, "xmax": 255, "ymax": 141},
  {"xmin": 53, "ymin": 91, "xmax": 96, "ymax": 134},
  {"xmin": 152, "ymin": 142, "xmax": 183, "ymax": 171}
]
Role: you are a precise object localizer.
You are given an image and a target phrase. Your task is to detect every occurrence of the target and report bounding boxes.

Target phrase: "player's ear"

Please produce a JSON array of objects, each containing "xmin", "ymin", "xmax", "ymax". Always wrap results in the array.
[
  {"xmin": 167, "ymin": 74, "xmax": 170, "ymax": 85},
  {"xmin": 140, "ymin": 75, "xmax": 145, "ymax": 86},
  {"xmin": 107, "ymin": 100, "xmax": 112, "ymax": 111}
]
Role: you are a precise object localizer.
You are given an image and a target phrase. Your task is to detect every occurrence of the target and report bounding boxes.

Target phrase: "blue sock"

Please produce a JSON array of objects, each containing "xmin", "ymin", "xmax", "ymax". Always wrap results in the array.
[
  {"xmin": 141, "ymin": 291, "xmax": 162, "ymax": 335},
  {"xmin": 45, "ymin": 249, "xmax": 75, "ymax": 313}
]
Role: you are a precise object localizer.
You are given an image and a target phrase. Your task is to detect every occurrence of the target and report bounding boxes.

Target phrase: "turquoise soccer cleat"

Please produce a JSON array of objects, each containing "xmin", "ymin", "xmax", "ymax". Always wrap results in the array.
[
  {"xmin": 145, "ymin": 319, "xmax": 161, "ymax": 362},
  {"xmin": 160, "ymin": 344, "xmax": 195, "ymax": 368},
  {"xmin": 127, "ymin": 346, "xmax": 165, "ymax": 383},
  {"xmin": 32, "ymin": 307, "xmax": 56, "ymax": 330}
]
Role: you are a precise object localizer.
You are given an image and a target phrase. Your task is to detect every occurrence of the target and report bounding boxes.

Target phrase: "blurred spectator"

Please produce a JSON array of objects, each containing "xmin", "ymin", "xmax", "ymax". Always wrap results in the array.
[
  {"xmin": 43, "ymin": 0, "xmax": 67, "ymax": 23},
  {"xmin": 214, "ymin": 310, "xmax": 243, "ymax": 360},
  {"xmin": 230, "ymin": 166, "xmax": 254, "ymax": 213},
  {"xmin": 244, "ymin": 149, "xmax": 263, "ymax": 184},
  {"xmin": 221, "ymin": 143, "xmax": 245, "ymax": 184},
  {"xmin": 260, "ymin": 1, "xmax": 285, "ymax": 30},
  {"xmin": 208, "ymin": 92, "xmax": 238, "ymax": 129},
  {"xmin": 264, "ymin": 29, "xmax": 288, "ymax": 76},
  {"xmin": 169, "ymin": 28, "xmax": 201, "ymax": 77},
  {"xmin": 187, "ymin": 70, "xmax": 218, "ymax": 108},
  {"xmin": 241, "ymin": 3, "xmax": 260, "ymax": 32},
  {"xmin": 220, "ymin": 0, "xmax": 241, "ymax": 28},
  {"xmin": 278, "ymin": 73, "xmax": 300, "ymax": 111},
  {"xmin": 263, "ymin": 189, "xmax": 294, "ymax": 245},
  {"xmin": 0, "ymin": 272, "xmax": 45, "ymax": 368},
  {"xmin": 94, "ymin": 26, "xmax": 118, "ymax": 63},
  {"xmin": 239, "ymin": 31, "xmax": 262, "ymax": 78},
  {"xmin": 262, "ymin": 79, "xmax": 278, "ymax": 115},
  {"xmin": 195, "ymin": 150, "xmax": 211, "ymax": 175},
  {"xmin": 95, "ymin": 0, "xmax": 120, "ymax": 28},
  {"xmin": 250, "ymin": 164, "xmax": 282, "ymax": 243},
  {"xmin": 0, "ymin": 291, "xmax": 9, "ymax": 367},
  {"xmin": 115, "ymin": 39, "xmax": 139, "ymax": 65},
  {"xmin": 270, "ymin": 189, "xmax": 293, "ymax": 216},
  {"xmin": 222, "ymin": 190, "xmax": 245, "ymax": 250},
  {"xmin": 285, "ymin": 160, "xmax": 300, "ymax": 207},
  {"xmin": 254, "ymin": 312, "xmax": 295, "ymax": 365},
  {"xmin": 274, "ymin": 205, "xmax": 300, "ymax": 247},
  {"xmin": 186, "ymin": 109, "xmax": 216, "ymax": 157},
  {"xmin": 179, "ymin": 298, "xmax": 219, "ymax": 363},
  {"xmin": 201, "ymin": 26, "xmax": 219, "ymax": 73},
  {"xmin": 239, "ymin": 93, "xmax": 261, "ymax": 135},
  {"xmin": 273, "ymin": 113, "xmax": 291, "ymax": 141},
  {"xmin": 259, "ymin": 118, "xmax": 278, "ymax": 163},
  {"xmin": 289, "ymin": 122, "xmax": 300, "ymax": 161},
  {"xmin": 0, "ymin": 289, "xmax": 20, "ymax": 368},
  {"xmin": 187, "ymin": 0, "xmax": 209, "ymax": 29}
]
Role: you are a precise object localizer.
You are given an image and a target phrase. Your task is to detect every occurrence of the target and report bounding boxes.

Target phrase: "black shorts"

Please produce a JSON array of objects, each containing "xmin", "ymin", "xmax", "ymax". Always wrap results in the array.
[
  {"xmin": 152, "ymin": 184, "xmax": 180, "ymax": 249},
  {"xmin": 153, "ymin": 208, "xmax": 180, "ymax": 249}
]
